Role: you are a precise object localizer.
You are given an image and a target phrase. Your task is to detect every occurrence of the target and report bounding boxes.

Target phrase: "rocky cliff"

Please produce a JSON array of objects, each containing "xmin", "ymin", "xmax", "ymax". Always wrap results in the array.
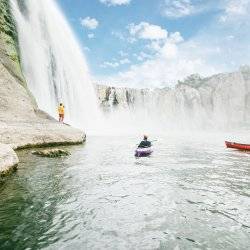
[
  {"xmin": 0, "ymin": 0, "xmax": 26, "ymax": 85},
  {"xmin": 97, "ymin": 67, "xmax": 250, "ymax": 129},
  {"xmin": 0, "ymin": 0, "xmax": 85, "ymax": 174}
]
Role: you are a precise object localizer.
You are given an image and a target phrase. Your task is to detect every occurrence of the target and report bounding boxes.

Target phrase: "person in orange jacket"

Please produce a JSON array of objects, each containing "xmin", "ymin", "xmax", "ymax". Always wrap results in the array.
[{"xmin": 58, "ymin": 103, "xmax": 65, "ymax": 122}]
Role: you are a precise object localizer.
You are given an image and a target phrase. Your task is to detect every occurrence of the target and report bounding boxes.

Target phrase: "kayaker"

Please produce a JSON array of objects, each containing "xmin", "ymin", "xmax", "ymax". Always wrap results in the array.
[
  {"xmin": 138, "ymin": 135, "xmax": 151, "ymax": 148},
  {"xmin": 58, "ymin": 103, "xmax": 65, "ymax": 122}
]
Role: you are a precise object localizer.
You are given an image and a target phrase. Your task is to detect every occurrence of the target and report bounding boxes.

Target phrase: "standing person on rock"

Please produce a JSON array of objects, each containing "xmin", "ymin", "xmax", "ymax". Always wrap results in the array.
[{"xmin": 58, "ymin": 103, "xmax": 65, "ymax": 123}]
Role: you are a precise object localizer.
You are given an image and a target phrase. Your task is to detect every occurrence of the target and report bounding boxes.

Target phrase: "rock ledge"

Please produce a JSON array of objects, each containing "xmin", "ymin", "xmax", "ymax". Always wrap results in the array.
[
  {"xmin": 32, "ymin": 148, "xmax": 70, "ymax": 158},
  {"xmin": 0, "ymin": 144, "xmax": 19, "ymax": 176}
]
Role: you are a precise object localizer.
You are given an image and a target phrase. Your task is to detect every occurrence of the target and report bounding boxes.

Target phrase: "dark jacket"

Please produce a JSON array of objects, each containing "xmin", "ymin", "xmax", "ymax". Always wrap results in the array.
[{"xmin": 138, "ymin": 140, "xmax": 151, "ymax": 148}]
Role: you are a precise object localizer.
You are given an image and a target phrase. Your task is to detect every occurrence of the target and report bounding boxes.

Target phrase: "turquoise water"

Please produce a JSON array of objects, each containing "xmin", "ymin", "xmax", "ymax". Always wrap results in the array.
[{"xmin": 0, "ymin": 136, "xmax": 249, "ymax": 249}]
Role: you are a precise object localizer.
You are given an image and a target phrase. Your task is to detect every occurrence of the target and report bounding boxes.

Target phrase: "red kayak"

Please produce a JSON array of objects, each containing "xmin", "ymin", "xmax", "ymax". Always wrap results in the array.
[{"xmin": 225, "ymin": 141, "xmax": 250, "ymax": 151}]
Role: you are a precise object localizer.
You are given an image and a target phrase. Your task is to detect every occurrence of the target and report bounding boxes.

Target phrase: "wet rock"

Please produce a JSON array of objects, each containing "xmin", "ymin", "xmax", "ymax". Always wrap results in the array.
[
  {"xmin": 0, "ymin": 143, "xmax": 19, "ymax": 176},
  {"xmin": 32, "ymin": 148, "xmax": 70, "ymax": 158}
]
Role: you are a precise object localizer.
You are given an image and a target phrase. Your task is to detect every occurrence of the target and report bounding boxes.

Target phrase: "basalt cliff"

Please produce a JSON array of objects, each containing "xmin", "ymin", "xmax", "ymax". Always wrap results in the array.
[{"xmin": 97, "ymin": 69, "xmax": 250, "ymax": 130}]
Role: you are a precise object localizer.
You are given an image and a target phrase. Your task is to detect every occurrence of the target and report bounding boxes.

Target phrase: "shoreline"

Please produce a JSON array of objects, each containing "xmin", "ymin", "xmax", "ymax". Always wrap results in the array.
[{"xmin": 0, "ymin": 131, "xmax": 86, "ymax": 176}]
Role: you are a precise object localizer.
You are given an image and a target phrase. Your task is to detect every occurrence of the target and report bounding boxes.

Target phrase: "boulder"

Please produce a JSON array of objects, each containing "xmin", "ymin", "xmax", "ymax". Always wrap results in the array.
[
  {"xmin": 0, "ymin": 143, "xmax": 19, "ymax": 176},
  {"xmin": 0, "ymin": 62, "xmax": 86, "ymax": 149}
]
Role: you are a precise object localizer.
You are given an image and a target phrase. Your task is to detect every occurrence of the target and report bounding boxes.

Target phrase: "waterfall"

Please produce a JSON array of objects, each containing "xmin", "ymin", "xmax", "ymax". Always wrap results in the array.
[{"xmin": 10, "ymin": 0, "xmax": 101, "ymax": 132}]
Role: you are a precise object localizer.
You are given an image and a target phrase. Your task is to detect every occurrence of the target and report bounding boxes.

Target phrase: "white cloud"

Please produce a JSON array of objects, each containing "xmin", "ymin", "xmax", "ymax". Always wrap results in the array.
[
  {"xmin": 220, "ymin": 0, "xmax": 250, "ymax": 22},
  {"xmin": 169, "ymin": 32, "xmax": 184, "ymax": 43},
  {"xmin": 99, "ymin": 0, "xmax": 131, "ymax": 6},
  {"xmin": 120, "ymin": 58, "xmax": 131, "ymax": 65},
  {"xmin": 163, "ymin": 0, "xmax": 194, "ymax": 18},
  {"xmin": 101, "ymin": 61, "xmax": 120, "ymax": 68},
  {"xmin": 102, "ymin": 40, "xmax": 220, "ymax": 88},
  {"xmin": 225, "ymin": 0, "xmax": 249, "ymax": 15},
  {"xmin": 111, "ymin": 31, "xmax": 125, "ymax": 40},
  {"xmin": 80, "ymin": 17, "xmax": 99, "ymax": 30},
  {"xmin": 88, "ymin": 33, "xmax": 95, "ymax": 39},
  {"xmin": 162, "ymin": 0, "xmax": 220, "ymax": 19},
  {"xmin": 101, "ymin": 58, "xmax": 131, "ymax": 68},
  {"xmin": 98, "ymin": 0, "xmax": 250, "ymax": 88},
  {"xmin": 135, "ymin": 52, "xmax": 153, "ymax": 61},
  {"xmin": 128, "ymin": 22, "xmax": 168, "ymax": 40}
]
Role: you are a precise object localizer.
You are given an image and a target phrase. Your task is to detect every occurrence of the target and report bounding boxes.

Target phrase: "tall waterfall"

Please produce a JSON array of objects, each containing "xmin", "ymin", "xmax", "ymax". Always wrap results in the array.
[{"xmin": 10, "ymin": 0, "xmax": 101, "ymax": 132}]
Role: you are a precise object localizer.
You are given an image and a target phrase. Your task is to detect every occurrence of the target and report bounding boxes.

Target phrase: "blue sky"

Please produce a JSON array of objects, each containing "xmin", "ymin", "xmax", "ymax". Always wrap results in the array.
[{"xmin": 57, "ymin": 0, "xmax": 250, "ymax": 87}]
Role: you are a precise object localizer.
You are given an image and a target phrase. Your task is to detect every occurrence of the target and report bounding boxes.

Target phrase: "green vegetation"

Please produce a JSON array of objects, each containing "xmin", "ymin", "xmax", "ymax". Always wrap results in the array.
[
  {"xmin": 32, "ymin": 149, "xmax": 71, "ymax": 158},
  {"xmin": 0, "ymin": 164, "xmax": 17, "ymax": 177},
  {"xmin": 0, "ymin": 0, "xmax": 26, "ymax": 86}
]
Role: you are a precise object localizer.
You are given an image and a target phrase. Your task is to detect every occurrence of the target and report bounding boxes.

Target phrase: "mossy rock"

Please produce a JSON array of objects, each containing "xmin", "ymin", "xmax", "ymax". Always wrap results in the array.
[
  {"xmin": 0, "ymin": 0, "xmax": 27, "ymax": 87},
  {"xmin": 32, "ymin": 149, "xmax": 70, "ymax": 158},
  {"xmin": 0, "ymin": 164, "xmax": 18, "ymax": 177}
]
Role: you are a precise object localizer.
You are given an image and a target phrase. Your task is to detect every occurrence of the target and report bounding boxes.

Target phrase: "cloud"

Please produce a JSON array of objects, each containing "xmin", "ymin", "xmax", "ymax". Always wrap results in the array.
[
  {"xmin": 80, "ymin": 17, "xmax": 99, "ymax": 30},
  {"xmin": 101, "ymin": 61, "xmax": 120, "ymax": 68},
  {"xmin": 225, "ymin": 0, "xmax": 249, "ymax": 15},
  {"xmin": 101, "ymin": 58, "xmax": 131, "ymax": 68},
  {"xmin": 100, "ymin": 10, "xmax": 250, "ymax": 88},
  {"xmin": 99, "ymin": 0, "xmax": 131, "ymax": 6},
  {"xmin": 134, "ymin": 52, "xmax": 152, "ymax": 61},
  {"xmin": 97, "ymin": 0, "xmax": 250, "ymax": 88},
  {"xmin": 161, "ymin": 0, "xmax": 220, "ymax": 19},
  {"xmin": 220, "ymin": 0, "xmax": 250, "ymax": 23},
  {"xmin": 111, "ymin": 31, "xmax": 125, "ymax": 40},
  {"xmin": 101, "ymin": 39, "xmax": 221, "ymax": 88},
  {"xmin": 88, "ymin": 33, "xmax": 95, "ymax": 39},
  {"xmin": 128, "ymin": 22, "xmax": 168, "ymax": 40},
  {"xmin": 162, "ymin": 0, "xmax": 194, "ymax": 18},
  {"xmin": 120, "ymin": 58, "xmax": 130, "ymax": 65}
]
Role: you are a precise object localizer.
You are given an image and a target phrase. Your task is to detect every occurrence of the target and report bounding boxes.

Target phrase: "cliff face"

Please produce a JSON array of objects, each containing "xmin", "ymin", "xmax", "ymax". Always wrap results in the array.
[
  {"xmin": 0, "ymin": 0, "xmax": 85, "ymax": 173},
  {"xmin": 97, "ymin": 67, "xmax": 250, "ymax": 129},
  {"xmin": 0, "ymin": 0, "xmax": 26, "ymax": 85}
]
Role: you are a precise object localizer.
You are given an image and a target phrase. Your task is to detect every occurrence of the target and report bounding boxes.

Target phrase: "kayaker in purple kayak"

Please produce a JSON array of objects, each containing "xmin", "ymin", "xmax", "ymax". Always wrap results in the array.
[
  {"xmin": 135, "ymin": 135, "xmax": 153, "ymax": 157},
  {"xmin": 138, "ymin": 135, "xmax": 152, "ymax": 148}
]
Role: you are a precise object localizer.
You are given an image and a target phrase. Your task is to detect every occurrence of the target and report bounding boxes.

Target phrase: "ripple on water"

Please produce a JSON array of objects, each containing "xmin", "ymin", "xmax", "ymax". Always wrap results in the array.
[{"xmin": 0, "ymin": 136, "xmax": 250, "ymax": 249}]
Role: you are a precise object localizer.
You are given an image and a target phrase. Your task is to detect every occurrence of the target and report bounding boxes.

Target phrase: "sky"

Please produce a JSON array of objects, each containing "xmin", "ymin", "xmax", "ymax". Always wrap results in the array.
[{"xmin": 57, "ymin": 0, "xmax": 250, "ymax": 88}]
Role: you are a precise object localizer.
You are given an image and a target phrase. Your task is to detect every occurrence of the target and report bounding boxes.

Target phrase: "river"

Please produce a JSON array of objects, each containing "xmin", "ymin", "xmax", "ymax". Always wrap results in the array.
[{"xmin": 0, "ymin": 135, "xmax": 249, "ymax": 249}]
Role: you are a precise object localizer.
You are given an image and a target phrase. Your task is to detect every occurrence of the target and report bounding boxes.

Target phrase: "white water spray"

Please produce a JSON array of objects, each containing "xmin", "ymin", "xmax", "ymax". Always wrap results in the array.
[{"xmin": 10, "ymin": 0, "xmax": 101, "ymax": 132}]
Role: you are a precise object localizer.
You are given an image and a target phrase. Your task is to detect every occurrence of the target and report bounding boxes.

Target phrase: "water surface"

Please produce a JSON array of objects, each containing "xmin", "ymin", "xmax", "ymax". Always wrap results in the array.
[{"xmin": 0, "ymin": 135, "xmax": 249, "ymax": 249}]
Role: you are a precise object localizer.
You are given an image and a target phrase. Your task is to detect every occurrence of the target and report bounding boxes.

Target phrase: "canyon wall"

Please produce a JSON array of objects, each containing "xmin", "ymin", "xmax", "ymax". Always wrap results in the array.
[{"xmin": 97, "ymin": 68, "xmax": 250, "ymax": 129}]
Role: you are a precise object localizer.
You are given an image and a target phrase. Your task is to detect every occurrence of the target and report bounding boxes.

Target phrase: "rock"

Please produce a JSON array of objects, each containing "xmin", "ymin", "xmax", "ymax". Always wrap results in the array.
[
  {"xmin": 0, "ymin": 143, "xmax": 19, "ymax": 176},
  {"xmin": 96, "ymin": 67, "xmax": 250, "ymax": 129},
  {"xmin": 32, "ymin": 148, "xmax": 70, "ymax": 158},
  {"xmin": 0, "ymin": 62, "xmax": 86, "ymax": 149},
  {"xmin": 0, "ymin": 2, "xmax": 85, "ymax": 150},
  {"xmin": 0, "ymin": 0, "xmax": 26, "ymax": 86}
]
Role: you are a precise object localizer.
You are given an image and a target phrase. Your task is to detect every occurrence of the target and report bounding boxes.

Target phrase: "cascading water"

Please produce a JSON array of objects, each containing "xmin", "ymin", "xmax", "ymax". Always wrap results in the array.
[{"xmin": 10, "ymin": 0, "xmax": 101, "ymax": 132}]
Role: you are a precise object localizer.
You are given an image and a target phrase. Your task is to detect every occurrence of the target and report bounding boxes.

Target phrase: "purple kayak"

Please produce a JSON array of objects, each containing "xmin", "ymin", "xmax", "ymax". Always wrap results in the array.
[{"xmin": 135, "ymin": 147, "xmax": 153, "ymax": 157}]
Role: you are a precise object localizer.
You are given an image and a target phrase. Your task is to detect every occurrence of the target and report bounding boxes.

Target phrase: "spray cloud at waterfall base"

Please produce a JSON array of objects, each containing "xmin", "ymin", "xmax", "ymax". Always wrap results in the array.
[{"xmin": 97, "ymin": 68, "xmax": 250, "ymax": 135}]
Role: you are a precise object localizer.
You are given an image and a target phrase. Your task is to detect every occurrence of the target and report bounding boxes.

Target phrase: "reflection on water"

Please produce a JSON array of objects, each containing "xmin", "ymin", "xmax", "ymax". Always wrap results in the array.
[{"xmin": 0, "ymin": 135, "xmax": 249, "ymax": 249}]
